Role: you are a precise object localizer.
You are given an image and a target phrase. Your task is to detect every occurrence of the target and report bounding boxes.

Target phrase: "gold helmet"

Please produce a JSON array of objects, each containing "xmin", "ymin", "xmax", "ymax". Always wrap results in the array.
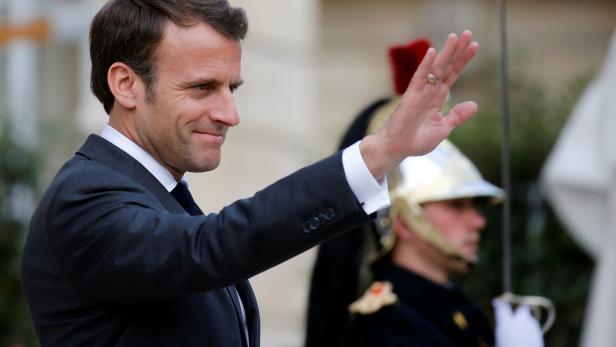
[{"xmin": 388, "ymin": 140, "xmax": 504, "ymax": 262}]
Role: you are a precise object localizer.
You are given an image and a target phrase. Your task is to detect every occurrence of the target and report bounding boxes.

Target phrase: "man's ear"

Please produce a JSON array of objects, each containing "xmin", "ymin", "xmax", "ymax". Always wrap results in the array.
[
  {"xmin": 392, "ymin": 215, "xmax": 416, "ymax": 241},
  {"xmin": 107, "ymin": 62, "xmax": 145, "ymax": 110}
]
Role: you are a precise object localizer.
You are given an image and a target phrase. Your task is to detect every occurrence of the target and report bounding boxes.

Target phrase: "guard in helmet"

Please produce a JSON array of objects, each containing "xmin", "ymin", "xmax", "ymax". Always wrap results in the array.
[
  {"xmin": 341, "ymin": 138, "xmax": 502, "ymax": 347},
  {"xmin": 305, "ymin": 38, "xmax": 501, "ymax": 347}
]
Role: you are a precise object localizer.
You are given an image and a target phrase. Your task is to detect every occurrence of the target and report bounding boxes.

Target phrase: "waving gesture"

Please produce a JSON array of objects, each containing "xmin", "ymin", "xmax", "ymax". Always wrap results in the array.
[{"xmin": 361, "ymin": 30, "xmax": 479, "ymax": 180}]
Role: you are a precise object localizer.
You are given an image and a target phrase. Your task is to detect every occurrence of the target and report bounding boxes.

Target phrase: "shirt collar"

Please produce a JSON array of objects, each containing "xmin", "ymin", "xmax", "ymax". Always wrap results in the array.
[{"xmin": 100, "ymin": 124, "xmax": 178, "ymax": 192}]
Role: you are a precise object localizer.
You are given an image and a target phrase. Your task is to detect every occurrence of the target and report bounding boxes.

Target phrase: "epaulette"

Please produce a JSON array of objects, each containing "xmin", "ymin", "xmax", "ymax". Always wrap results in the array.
[{"xmin": 348, "ymin": 281, "xmax": 398, "ymax": 315}]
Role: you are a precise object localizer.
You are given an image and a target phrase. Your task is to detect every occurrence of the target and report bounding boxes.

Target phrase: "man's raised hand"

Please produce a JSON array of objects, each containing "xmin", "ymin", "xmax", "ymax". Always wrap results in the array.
[{"xmin": 361, "ymin": 30, "xmax": 479, "ymax": 180}]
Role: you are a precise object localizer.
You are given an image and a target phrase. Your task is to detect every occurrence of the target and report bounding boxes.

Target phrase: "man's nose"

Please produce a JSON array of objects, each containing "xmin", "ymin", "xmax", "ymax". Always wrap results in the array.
[
  {"xmin": 467, "ymin": 207, "xmax": 486, "ymax": 230},
  {"xmin": 211, "ymin": 89, "xmax": 240, "ymax": 127}
]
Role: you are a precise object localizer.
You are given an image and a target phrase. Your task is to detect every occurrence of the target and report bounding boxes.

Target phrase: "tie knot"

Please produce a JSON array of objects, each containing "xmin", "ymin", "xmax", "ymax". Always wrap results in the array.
[{"xmin": 171, "ymin": 181, "xmax": 202, "ymax": 216}]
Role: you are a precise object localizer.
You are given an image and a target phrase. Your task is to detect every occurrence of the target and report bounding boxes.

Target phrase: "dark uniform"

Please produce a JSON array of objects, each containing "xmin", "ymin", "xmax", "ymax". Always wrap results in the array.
[{"xmin": 342, "ymin": 264, "xmax": 494, "ymax": 347}]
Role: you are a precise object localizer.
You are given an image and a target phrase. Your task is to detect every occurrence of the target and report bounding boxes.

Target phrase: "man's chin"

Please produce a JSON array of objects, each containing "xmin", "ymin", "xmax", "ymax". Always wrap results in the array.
[
  {"xmin": 447, "ymin": 253, "xmax": 477, "ymax": 274},
  {"xmin": 185, "ymin": 156, "xmax": 221, "ymax": 173}
]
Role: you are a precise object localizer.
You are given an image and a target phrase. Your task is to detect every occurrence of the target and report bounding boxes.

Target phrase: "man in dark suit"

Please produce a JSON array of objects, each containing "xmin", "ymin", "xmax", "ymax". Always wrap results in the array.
[{"xmin": 21, "ymin": 0, "xmax": 480, "ymax": 346}]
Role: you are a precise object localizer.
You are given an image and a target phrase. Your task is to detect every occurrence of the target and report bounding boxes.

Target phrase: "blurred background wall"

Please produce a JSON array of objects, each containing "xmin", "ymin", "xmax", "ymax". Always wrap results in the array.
[{"xmin": 1, "ymin": 0, "xmax": 615, "ymax": 346}]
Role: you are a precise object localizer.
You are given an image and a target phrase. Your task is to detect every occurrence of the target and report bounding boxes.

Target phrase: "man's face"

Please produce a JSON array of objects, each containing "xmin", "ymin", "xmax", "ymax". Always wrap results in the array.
[
  {"xmin": 423, "ymin": 198, "xmax": 486, "ymax": 265},
  {"xmin": 133, "ymin": 21, "xmax": 243, "ymax": 179}
]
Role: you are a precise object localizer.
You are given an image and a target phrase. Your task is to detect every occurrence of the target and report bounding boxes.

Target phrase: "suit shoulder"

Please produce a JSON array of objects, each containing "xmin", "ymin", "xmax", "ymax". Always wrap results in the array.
[
  {"xmin": 35, "ymin": 153, "xmax": 155, "ymax": 227},
  {"xmin": 47, "ymin": 153, "xmax": 145, "ymax": 199}
]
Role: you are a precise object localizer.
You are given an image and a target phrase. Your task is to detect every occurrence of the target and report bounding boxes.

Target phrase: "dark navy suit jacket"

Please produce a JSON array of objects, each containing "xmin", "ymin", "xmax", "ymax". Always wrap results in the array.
[{"xmin": 21, "ymin": 135, "xmax": 370, "ymax": 346}]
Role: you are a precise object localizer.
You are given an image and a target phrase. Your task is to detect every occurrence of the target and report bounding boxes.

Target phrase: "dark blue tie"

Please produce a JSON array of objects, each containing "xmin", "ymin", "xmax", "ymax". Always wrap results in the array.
[
  {"xmin": 170, "ymin": 181, "xmax": 203, "ymax": 216},
  {"xmin": 170, "ymin": 181, "xmax": 250, "ymax": 346}
]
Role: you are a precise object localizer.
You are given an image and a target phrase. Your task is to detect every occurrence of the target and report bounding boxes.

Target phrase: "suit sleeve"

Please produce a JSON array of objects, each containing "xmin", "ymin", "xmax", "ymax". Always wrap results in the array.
[{"xmin": 46, "ymin": 152, "xmax": 371, "ymax": 302}]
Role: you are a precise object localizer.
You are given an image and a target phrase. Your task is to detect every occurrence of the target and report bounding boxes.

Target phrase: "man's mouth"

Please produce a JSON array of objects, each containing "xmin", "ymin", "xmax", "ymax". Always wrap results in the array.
[{"xmin": 193, "ymin": 131, "xmax": 224, "ymax": 144}]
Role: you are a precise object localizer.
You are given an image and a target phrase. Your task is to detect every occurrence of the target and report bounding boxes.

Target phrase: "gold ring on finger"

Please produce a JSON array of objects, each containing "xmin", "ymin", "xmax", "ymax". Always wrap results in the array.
[{"xmin": 426, "ymin": 72, "xmax": 439, "ymax": 85}]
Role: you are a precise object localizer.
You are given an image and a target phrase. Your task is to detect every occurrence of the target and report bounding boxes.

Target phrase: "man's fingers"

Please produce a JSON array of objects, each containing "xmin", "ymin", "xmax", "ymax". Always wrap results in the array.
[
  {"xmin": 445, "ymin": 101, "xmax": 478, "ymax": 127},
  {"xmin": 410, "ymin": 31, "xmax": 477, "ymax": 92},
  {"xmin": 439, "ymin": 31, "xmax": 473, "ymax": 81},
  {"xmin": 432, "ymin": 33, "xmax": 458, "ymax": 75},
  {"xmin": 453, "ymin": 30, "xmax": 473, "ymax": 63},
  {"xmin": 443, "ymin": 41, "xmax": 479, "ymax": 86},
  {"xmin": 408, "ymin": 47, "xmax": 436, "ymax": 93}
]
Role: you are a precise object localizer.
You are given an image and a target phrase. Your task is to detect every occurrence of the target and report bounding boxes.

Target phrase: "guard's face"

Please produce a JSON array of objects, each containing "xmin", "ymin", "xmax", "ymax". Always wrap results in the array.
[
  {"xmin": 423, "ymin": 198, "xmax": 486, "ymax": 264},
  {"xmin": 135, "ymin": 21, "xmax": 242, "ymax": 179}
]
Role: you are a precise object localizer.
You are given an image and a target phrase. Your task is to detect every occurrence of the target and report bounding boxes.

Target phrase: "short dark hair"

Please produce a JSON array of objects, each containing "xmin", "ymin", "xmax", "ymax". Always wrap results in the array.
[{"xmin": 90, "ymin": 0, "xmax": 248, "ymax": 114}]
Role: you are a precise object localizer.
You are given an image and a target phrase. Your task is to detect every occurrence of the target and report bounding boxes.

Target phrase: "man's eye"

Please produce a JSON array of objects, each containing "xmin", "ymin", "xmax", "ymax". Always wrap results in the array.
[
  {"xmin": 446, "ymin": 199, "xmax": 468, "ymax": 211},
  {"xmin": 448, "ymin": 201, "xmax": 464, "ymax": 210},
  {"xmin": 195, "ymin": 84, "xmax": 210, "ymax": 91}
]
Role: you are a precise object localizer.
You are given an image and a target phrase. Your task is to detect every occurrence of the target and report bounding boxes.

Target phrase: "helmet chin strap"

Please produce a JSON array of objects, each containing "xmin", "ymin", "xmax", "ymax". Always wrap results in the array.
[{"xmin": 390, "ymin": 197, "xmax": 475, "ymax": 269}]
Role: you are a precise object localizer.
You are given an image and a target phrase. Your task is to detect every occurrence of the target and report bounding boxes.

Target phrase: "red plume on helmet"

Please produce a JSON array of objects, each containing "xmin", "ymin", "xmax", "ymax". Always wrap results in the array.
[{"xmin": 388, "ymin": 38, "xmax": 432, "ymax": 95}]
